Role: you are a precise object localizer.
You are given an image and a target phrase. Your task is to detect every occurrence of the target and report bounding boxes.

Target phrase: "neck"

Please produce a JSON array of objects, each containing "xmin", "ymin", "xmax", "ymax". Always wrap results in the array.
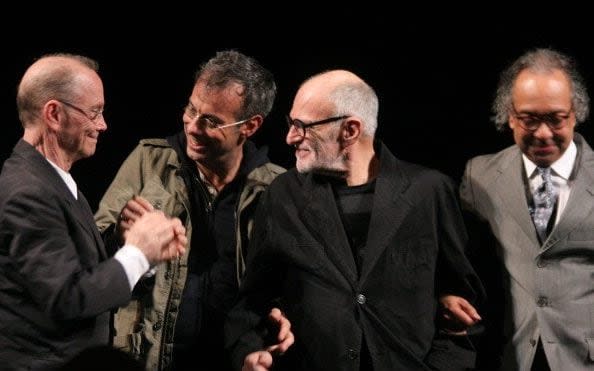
[
  {"xmin": 345, "ymin": 144, "xmax": 378, "ymax": 186},
  {"xmin": 23, "ymin": 127, "xmax": 73, "ymax": 171},
  {"xmin": 196, "ymin": 147, "xmax": 244, "ymax": 192}
]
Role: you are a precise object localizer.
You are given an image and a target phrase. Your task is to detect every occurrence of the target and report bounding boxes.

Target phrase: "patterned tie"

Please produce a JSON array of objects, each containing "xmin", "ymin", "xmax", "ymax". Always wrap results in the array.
[{"xmin": 530, "ymin": 167, "xmax": 558, "ymax": 242}]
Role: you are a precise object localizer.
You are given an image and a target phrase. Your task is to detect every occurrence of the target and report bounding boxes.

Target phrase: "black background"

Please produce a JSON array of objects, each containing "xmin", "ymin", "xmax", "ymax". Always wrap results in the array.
[{"xmin": 1, "ymin": 9, "xmax": 592, "ymax": 210}]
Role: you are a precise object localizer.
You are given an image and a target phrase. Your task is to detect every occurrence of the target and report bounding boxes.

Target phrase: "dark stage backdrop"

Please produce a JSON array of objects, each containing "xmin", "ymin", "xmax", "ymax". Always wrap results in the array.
[{"xmin": 1, "ymin": 11, "xmax": 592, "ymax": 211}]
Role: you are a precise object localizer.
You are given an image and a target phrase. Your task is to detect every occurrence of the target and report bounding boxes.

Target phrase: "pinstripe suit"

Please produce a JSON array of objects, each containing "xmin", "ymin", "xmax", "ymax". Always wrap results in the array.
[{"xmin": 461, "ymin": 133, "xmax": 594, "ymax": 370}]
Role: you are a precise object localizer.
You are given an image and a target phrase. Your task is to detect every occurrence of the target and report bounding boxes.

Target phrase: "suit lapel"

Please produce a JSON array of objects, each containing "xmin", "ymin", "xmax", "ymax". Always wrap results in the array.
[
  {"xmin": 545, "ymin": 135, "xmax": 594, "ymax": 251},
  {"xmin": 493, "ymin": 149, "xmax": 540, "ymax": 246},
  {"xmin": 16, "ymin": 140, "xmax": 107, "ymax": 260},
  {"xmin": 300, "ymin": 174, "xmax": 358, "ymax": 286},
  {"xmin": 359, "ymin": 148, "xmax": 411, "ymax": 284},
  {"xmin": 77, "ymin": 191, "xmax": 108, "ymax": 259}
]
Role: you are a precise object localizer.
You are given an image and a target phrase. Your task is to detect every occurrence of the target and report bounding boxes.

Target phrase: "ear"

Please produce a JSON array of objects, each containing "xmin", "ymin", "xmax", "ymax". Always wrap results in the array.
[
  {"xmin": 43, "ymin": 100, "xmax": 63, "ymax": 131},
  {"xmin": 508, "ymin": 116, "xmax": 516, "ymax": 130},
  {"xmin": 241, "ymin": 115, "xmax": 263, "ymax": 138},
  {"xmin": 341, "ymin": 118, "xmax": 361, "ymax": 147}
]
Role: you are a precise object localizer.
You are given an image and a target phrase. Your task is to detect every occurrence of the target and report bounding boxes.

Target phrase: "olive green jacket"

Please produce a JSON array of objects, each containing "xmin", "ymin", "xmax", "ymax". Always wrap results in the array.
[{"xmin": 95, "ymin": 138, "xmax": 284, "ymax": 370}]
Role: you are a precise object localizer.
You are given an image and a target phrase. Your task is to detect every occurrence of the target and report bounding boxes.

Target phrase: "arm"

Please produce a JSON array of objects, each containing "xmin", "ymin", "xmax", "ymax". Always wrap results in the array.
[
  {"xmin": 95, "ymin": 144, "xmax": 149, "ymax": 251},
  {"xmin": 225, "ymin": 190, "xmax": 289, "ymax": 371},
  {"xmin": 426, "ymin": 175, "xmax": 485, "ymax": 370},
  {"xmin": 4, "ymin": 187, "xmax": 131, "ymax": 321},
  {"xmin": 459, "ymin": 159, "xmax": 506, "ymax": 369}
]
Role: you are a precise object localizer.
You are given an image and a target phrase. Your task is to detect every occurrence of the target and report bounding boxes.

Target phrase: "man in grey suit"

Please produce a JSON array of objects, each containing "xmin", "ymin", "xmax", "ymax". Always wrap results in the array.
[
  {"xmin": 0, "ymin": 53, "xmax": 187, "ymax": 370},
  {"xmin": 461, "ymin": 48, "xmax": 593, "ymax": 370}
]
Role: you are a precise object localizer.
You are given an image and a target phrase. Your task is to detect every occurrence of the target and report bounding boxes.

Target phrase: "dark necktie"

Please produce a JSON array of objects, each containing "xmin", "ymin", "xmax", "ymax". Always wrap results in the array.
[{"xmin": 530, "ymin": 167, "xmax": 558, "ymax": 242}]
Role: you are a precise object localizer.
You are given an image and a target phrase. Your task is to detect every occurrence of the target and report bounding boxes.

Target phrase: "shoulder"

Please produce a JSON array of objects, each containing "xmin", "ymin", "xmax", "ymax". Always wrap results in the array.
[
  {"xmin": 465, "ymin": 145, "xmax": 517, "ymax": 174},
  {"xmin": 394, "ymin": 158, "xmax": 456, "ymax": 191},
  {"xmin": 126, "ymin": 138, "xmax": 178, "ymax": 166},
  {"xmin": 248, "ymin": 162, "xmax": 286, "ymax": 185},
  {"xmin": 138, "ymin": 138, "xmax": 171, "ymax": 148}
]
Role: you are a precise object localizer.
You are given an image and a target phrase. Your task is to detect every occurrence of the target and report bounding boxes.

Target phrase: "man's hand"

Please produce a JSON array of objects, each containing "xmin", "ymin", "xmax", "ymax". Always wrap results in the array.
[
  {"xmin": 242, "ymin": 351, "xmax": 273, "ymax": 371},
  {"xmin": 439, "ymin": 295, "xmax": 481, "ymax": 334},
  {"xmin": 117, "ymin": 195, "xmax": 154, "ymax": 242},
  {"xmin": 242, "ymin": 308, "xmax": 294, "ymax": 371},
  {"xmin": 265, "ymin": 307, "xmax": 294, "ymax": 355},
  {"xmin": 125, "ymin": 210, "xmax": 186, "ymax": 264}
]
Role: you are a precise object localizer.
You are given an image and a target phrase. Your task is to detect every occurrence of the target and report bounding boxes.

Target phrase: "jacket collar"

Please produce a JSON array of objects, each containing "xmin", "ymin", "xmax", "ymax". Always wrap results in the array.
[
  {"xmin": 298, "ymin": 141, "xmax": 412, "ymax": 286},
  {"xmin": 13, "ymin": 140, "xmax": 107, "ymax": 259}
]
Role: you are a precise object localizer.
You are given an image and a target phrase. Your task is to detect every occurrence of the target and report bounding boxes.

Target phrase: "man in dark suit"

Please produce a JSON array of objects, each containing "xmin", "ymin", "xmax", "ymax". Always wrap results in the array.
[
  {"xmin": 0, "ymin": 53, "xmax": 187, "ymax": 370},
  {"xmin": 461, "ymin": 48, "xmax": 594, "ymax": 370},
  {"xmin": 225, "ymin": 70, "xmax": 483, "ymax": 371}
]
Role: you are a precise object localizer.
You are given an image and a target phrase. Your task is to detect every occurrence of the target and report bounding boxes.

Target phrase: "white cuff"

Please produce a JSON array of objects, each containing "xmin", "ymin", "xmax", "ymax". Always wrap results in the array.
[{"xmin": 114, "ymin": 244, "xmax": 151, "ymax": 290}]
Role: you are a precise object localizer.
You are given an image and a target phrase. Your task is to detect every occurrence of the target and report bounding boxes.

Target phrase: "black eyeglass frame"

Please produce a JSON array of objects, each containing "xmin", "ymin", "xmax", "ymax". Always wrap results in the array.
[{"xmin": 286, "ymin": 115, "xmax": 349, "ymax": 136}]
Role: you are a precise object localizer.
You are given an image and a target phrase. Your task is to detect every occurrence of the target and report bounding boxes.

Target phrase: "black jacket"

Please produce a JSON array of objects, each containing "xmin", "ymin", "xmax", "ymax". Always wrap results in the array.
[
  {"xmin": 0, "ymin": 140, "xmax": 130, "ymax": 370},
  {"xmin": 226, "ymin": 142, "xmax": 483, "ymax": 370}
]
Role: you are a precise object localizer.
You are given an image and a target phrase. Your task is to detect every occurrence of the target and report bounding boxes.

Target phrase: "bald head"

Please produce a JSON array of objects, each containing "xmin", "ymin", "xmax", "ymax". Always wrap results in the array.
[
  {"xmin": 296, "ymin": 69, "xmax": 379, "ymax": 136},
  {"xmin": 17, "ymin": 54, "xmax": 99, "ymax": 126},
  {"xmin": 303, "ymin": 70, "xmax": 363, "ymax": 92}
]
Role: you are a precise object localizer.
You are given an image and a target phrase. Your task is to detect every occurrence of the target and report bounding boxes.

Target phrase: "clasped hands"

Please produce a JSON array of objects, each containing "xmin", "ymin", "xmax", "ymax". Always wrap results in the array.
[{"xmin": 118, "ymin": 195, "xmax": 187, "ymax": 264}]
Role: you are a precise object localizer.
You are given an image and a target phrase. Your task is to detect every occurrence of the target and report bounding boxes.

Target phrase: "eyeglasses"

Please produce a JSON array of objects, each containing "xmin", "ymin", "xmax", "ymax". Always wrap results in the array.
[
  {"xmin": 286, "ymin": 115, "xmax": 349, "ymax": 137},
  {"xmin": 57, "ymin": 99, "xmax": 104, "ymax": 122},
  {"xmin": 183, "ymin": 104, "xmax": 248, "ymax": 130},
  {"xmin": 512, "ymin": 108, "xmax": 573, "ymax": 132}
]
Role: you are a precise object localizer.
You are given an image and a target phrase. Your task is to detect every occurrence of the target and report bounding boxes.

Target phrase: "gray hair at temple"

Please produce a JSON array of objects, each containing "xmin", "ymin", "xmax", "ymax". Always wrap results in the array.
[
  {"xmin": 492, "ymin": 48, "xmax": 590, "ymax": 131},
  {"xmin": 329, "ymin": 77, "xmax": 379, "ymax": 137},
  {"xmin": 195, "ymin": 50, "xmax": 276, "ymax": 121},
  {"xmin": 16, "ymin": 53, "xmax": 99, "ymax": 127}
]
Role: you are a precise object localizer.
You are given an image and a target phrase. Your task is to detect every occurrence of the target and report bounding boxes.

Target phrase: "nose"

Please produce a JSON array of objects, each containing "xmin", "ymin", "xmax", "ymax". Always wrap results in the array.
[
  {"xmin": 96, "ymin": 116, "xmax": 107, "ymax": 132},
  {"xmin": 533, "ymin": 122, "xmax": 554, "ymax": 139},
  {"xmin": 286, "ymin": 124, "xmax": 302, "ymax": 146},
  {"xmin": 184, "ymin": 115, "xmax": 205, "ymax": 134}
]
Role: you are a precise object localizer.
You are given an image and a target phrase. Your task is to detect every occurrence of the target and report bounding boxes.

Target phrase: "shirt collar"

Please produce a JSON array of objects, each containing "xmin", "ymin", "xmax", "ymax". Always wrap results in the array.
[
  {"xmin": 522, "ymin": 140, "xmax": 577, "ymax": 180},
  {"xmin": 46, "ymin": 158, "xmax": 78, "ymax": 199}
]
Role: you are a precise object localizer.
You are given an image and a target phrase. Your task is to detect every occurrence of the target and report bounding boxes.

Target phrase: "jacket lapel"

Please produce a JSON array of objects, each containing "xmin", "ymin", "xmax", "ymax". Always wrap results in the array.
[
  {"xmin": 300, "ymin": 174, "xmax": 358, "ymax": 287},
  {"xmin": 359, "ymin": 144, "xmax": 411, "ymax": 285},
  {"xmin": 544, "ymin": 135, "xmax": 594, "ymax": 251},
  {"xmin": 493, "ymin": 149, "xmax": 540, "ymax": 246},
  {"xmin": 16, "ymin": 140, "xmax": 107, "ymax": 260},
  {"xmin": 77, "ymin": 191, "xmax": 108, "ymax": 259}
]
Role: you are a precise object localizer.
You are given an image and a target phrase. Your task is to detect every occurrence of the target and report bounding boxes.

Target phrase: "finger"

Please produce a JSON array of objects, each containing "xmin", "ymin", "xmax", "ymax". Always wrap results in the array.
[
  {"xmin": 267, "ymin": 331, "xmax": 294, "ymax": 355},
  {"xmin": 243, "ymin": 351, "xmax": 273, "ymax": 370},
  {"xmin": 133, "ymin": 195, "xmax": 155, "ymax": 212},
  {"xmin": 449, "ymin": 306, "xmax": 474, "ymax": 325},
  {"xmin": 268, "ymin": 308, "xmax": 288, "ymax": 339},
  {"xmin": 120, "ymin": 219, "xmax": 133, "ymax": 230},
  {"xmin": 459, "ymin": 300, "xmax": 482, "ymax": 321},
  {"xmin": 126, "ymin": 199, "xmax": 152, "ymax": 217}
]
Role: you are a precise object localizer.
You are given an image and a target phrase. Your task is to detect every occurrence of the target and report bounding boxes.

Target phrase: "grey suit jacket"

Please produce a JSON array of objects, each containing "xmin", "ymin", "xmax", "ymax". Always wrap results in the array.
[
  {"xmin": 461, "ymin": 133, "xmax": 594, "ymax": 371},
  {"xmin": 0, "ymin": 140, "xmax": 131, "ymax": 370}
]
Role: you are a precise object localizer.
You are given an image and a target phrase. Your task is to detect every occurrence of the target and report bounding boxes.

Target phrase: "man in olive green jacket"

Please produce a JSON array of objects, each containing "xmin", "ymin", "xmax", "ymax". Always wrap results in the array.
[{"xmin": 95, "ymin": 51, "xmax": 286, "ymax": 370}]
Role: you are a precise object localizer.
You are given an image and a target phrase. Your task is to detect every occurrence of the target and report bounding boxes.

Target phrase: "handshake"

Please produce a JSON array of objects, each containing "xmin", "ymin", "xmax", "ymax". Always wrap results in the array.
[{"xmin": 118, "ymin": 195, "xmax": 187, "ymax": 265}]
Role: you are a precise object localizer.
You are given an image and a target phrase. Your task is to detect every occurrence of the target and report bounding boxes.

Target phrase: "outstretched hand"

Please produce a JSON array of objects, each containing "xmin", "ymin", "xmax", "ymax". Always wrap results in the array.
[
  {"xmin": 265, "ymin": 307, "xmax": 294, "ymax": 355},
  {"xmin": 242, "ymin": 307, "xmax": 295, "ymax": 371}
]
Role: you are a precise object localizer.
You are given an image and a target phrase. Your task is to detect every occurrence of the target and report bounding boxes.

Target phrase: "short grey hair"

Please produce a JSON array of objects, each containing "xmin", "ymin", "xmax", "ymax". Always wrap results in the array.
[
  {"xmin": 195, "ymin": 50, "xmax": 276, "ymax": 120},
  {"xmin": 329, "ymin": 78, "xmax": 379, "ymax": 137}
]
